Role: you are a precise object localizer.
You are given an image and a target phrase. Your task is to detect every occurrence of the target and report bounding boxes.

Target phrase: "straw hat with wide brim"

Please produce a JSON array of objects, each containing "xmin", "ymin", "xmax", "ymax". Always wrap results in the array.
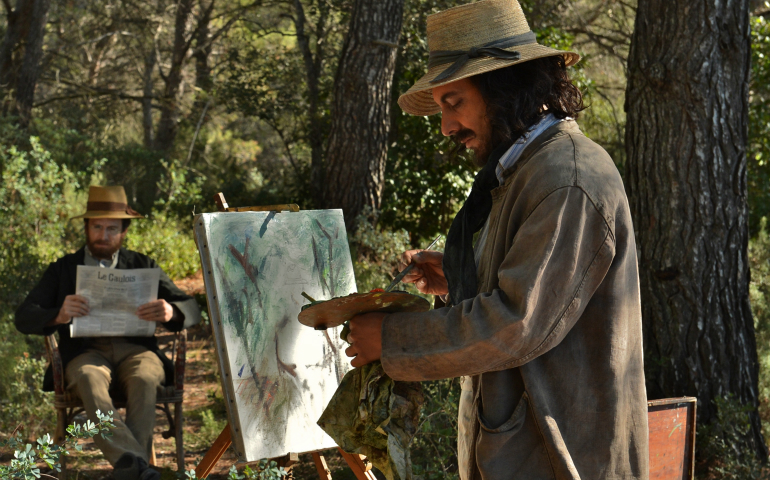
[
  {"xmin": 398, "ymin": 0, "xmax": 580, "ymax": 117},
  {"xmin": 71, "ymin": 186, "xmax": 144, "ymax": 220}
]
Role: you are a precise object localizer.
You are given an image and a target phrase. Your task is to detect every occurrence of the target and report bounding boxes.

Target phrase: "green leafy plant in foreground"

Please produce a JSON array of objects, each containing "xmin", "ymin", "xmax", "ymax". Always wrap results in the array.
[
  {"xmin": 185, "ymin": 459, "xmax": 288, "ymax": 480},
  {"xmin": 0, "ymin": 410, "xmax": 115, "ymax": 480},
  {"xmin": 697, "ymin": 394, "xmax": 770, "ymax": 479}
]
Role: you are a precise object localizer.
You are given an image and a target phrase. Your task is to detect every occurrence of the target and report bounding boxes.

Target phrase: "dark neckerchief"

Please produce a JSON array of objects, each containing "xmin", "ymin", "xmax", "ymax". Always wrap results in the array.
[{"xmin": 443, "ymin": 142, "xmax": 513, "ymax": 305}]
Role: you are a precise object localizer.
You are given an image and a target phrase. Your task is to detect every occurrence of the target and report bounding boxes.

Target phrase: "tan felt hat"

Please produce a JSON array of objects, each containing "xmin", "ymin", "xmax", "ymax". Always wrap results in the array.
[
  {"xmin": 71, "ymin": 185, "xmax": 144, "ymax": 220},
  {"xmin": 398, "ymin": 0, "xmax": 580, "ymax": 117}
]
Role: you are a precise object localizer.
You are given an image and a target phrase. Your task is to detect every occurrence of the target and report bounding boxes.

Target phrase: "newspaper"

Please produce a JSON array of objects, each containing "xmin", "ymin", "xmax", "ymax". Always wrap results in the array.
[{"xmin": 70, "ymin": 266, "xmax": 160, "ymax": 338}]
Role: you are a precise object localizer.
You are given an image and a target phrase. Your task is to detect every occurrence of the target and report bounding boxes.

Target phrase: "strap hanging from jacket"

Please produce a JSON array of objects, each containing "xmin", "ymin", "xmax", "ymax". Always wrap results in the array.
[{"xmin": 443, "ymin": 142, "xmax": 512, "ymax": 305}]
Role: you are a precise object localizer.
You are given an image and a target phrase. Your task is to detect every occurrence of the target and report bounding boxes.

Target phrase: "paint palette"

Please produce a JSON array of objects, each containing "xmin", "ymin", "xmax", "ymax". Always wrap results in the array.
[{"xmin": 298, "ymin": 291, "xmax": 431, "ymax": 330}]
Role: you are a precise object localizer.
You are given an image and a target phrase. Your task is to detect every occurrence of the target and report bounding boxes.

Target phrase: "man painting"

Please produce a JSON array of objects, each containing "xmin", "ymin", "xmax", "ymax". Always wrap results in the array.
[
  {"xmin": 344, "ymin": 1, "xmax": 649, "ymax": 479},
  {"xmin": 15, "ymin": 186, "xmax": 201, "ymax": 480}
]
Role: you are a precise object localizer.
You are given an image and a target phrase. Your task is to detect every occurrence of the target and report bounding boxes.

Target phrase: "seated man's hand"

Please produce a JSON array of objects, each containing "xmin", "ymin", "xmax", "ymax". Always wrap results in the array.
[
  {"xmin": 397, "ymin": 249, "xmax": 448, "ymax": 296},
  {"xmin": 137, "ymin": 299, "xmax": 174, "ymax": 323},
  {"xmin": 345, "ymin": 312, "xmax": 386, "ymax": 368},
  {"xmin": 52, "ymin": 294, "xmax": 90, "ymax": 325}
]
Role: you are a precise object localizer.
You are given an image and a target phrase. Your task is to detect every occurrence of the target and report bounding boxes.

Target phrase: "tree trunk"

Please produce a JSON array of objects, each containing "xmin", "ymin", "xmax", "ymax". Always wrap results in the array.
[
  {"xmin": 626, "ymin": 0, "xmax": 765, "ymax": 459},
  {"xmin": 191, "ymin": 0, "xmax": 213, "ymax": 124},
  {"xmin": 13, "ymin": 0, "xmax": 49, "ymax": 128},
  {"xmin": 142, "ymin": 51, "xmax": 156, "ymax": 149},
  {"xmin": 322, "ymin": 0, "xmax": 403, "ymax": 231},
  {"xmin": 0, "ymin": 0, "xmax": 33, "ymax": 94},
  {"xmin": 292, "ymin": 0, "xmax": 329, "ymax": 208},
  {"xmin": 154, "ymin": 0, "xmax": 194, "ymax": 151}
]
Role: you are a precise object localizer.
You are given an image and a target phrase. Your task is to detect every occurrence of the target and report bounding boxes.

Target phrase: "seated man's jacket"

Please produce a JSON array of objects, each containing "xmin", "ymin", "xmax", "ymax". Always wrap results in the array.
[{"xmin": 15, "ymin": 247, "xmax": 199, "ymax": 392}]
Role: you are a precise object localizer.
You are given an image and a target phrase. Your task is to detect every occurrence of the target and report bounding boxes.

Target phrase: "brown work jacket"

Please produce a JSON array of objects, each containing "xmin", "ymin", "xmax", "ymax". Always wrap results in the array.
[{"xmin": 381, "ymin": 121, "xmax": 649, "ymax": 480}]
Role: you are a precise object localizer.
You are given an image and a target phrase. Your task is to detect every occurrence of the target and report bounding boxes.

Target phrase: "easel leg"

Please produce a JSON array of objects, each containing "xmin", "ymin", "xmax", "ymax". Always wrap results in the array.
[
  {"xmin": 194, "ymin": 424, "xmax": 232, "ymax": 479},
  {"xmin": 338, "ymin": 448, "xmax": 377, "ymax": 480},
  {"xmin": 312, "ymin": 452, "xmax": 333, "ymax": 480}
]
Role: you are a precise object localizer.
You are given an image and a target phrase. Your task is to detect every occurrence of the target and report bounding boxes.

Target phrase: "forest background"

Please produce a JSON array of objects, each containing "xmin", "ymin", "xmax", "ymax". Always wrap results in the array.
[{"xmin": 1, "ymin": 0, "xmax": 770, "ymax": 478}]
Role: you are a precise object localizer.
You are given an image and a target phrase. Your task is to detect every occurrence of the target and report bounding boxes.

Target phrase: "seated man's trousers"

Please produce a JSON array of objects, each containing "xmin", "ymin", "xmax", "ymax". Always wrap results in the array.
[{"xmin": 65, "ymin": 338, "xmax": 165, "ymax": 465}]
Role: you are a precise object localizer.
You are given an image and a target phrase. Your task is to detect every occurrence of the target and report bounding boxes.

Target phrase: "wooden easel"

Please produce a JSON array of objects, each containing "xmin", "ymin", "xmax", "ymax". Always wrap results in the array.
[
  {"xmin": 193, "ymin": 424, "xmax": 376, "ymax": 479},
  {"xmin": 193, "ymin": 193, "xmax": 376, "ymax": 480}
]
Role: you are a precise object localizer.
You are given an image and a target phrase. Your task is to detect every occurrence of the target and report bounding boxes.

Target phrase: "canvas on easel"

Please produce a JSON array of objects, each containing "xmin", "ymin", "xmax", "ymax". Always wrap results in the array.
[{"xmin": 194, "ymin": 207, "xmax": 355, "ymax": 462}]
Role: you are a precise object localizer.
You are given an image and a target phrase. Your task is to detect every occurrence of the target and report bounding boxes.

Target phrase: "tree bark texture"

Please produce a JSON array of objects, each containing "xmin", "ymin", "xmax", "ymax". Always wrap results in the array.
[
  {"xmin": 154, "ymin": 0, "xmax": 194, "ymax": 151},
  {"xmin": 293, "ymin": 0, "xmax": 329, "ymax": 208},
  {"xmin": 322, "ymin": 0, "xmax": 403, "ymax": 231},
  {"xmin": 142, "ymin": 51, "xmax": 156, "ymax": 149},
  {"xmin": 0, "ymin": 0, "xmax": 49, "ymax": 127},
  {"xmin": 191, "ymin": 0, "xmax": 213, "ymax": 124},
  {"xmin": 626, "ymin": 0, "xmax": 765, "ymax": 458},
  {"xmin": 0, "ymin": 0, "xmax": 34, "ymax": 94}
]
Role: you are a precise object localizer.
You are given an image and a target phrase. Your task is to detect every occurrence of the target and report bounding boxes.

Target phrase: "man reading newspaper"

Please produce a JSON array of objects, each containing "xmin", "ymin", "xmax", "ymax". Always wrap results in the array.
[{"xmin": 15, "ymin": 186, "xmax": 201, "ymax": 480}]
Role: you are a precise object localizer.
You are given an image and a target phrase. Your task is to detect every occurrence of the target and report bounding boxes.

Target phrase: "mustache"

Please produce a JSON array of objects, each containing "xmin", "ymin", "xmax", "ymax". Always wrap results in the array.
[
  {"xmin": 451, "ymin": 128, "xmax": 475, "ymax": 145},
  {"xmin": 448, "ymin": 128, "xmax": 476, "ymax": 157}
]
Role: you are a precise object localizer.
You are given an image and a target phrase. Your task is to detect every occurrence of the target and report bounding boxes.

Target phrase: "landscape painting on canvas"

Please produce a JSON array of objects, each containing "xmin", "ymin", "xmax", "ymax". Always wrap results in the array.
[{"xmin": 194, "ymin": 209, "xmax": 355, "ymax": 461}]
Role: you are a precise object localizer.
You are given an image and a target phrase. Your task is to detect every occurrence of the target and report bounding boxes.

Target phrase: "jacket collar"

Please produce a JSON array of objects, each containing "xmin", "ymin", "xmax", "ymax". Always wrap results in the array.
[{"xmin": 499, "ymin": 119, "xmax": 582, "ymax": 182}]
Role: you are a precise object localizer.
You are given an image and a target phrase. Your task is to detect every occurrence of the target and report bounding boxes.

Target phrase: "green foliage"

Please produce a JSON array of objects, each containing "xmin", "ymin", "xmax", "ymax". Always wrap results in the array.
[
  {"xmin": 751, "ymin": 218, "xmax": 770, "ymax": 442},
  {"xmin": 0, "ymin": 410, "xmax": 115, "ymax": 480},
  {"xmin": 750, "ymin": 16, "xmax": 770, "ymax": 233},
  {"xmin": 125, "ymin": 212, "xmax": 200, "ymax": 281},
  {"xmin": 125, "ymin": 157, "xmax": 204, "ymax": 281},
  {"xmin": 0, "ymin": 137, "xmax": 84, "ymax": 308},
  {"xmin": 0, "ymin": 137, "xmax": 84, "ymax": 403},
  {"xmin": 0, "ymin": 353, "xmax": 54, "ymax": 435},
  {"xmin": 697, "ymin": 395, "xmax": 769, "ymax": 479},
  {"xmin": 382, "ymin": 0, "xmax": 475, "ymax": 242},
  {"xmin": 349, "ymin": 210, "xmax": 413, "ymax": 292},
  {"xmin": 184, "ymin": 407, "xmax": 228, "ymax": 450},
  {"xmin": 185, "ymin": 460, "xmax": 288, "ymax": 480},
  {"xmin": 409, "ymin": 379, "xmax": 460, "ymax": 479},
  {"xmin": 349, "ymin": 210, "xmax": 443, "ymax": 306}
]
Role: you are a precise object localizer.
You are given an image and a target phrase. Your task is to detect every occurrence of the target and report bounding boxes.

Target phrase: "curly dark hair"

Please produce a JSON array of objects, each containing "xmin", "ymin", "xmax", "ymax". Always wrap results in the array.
[{"xmin": 470, "ymin": 55, "xmax": 585, "ymax": 149}]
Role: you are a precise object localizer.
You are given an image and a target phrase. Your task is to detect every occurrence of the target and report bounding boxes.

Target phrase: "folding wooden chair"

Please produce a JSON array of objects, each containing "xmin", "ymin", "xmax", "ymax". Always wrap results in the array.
[{"xmin": 44, "ymin": 331, "xmax": 187, "ymax": 479}]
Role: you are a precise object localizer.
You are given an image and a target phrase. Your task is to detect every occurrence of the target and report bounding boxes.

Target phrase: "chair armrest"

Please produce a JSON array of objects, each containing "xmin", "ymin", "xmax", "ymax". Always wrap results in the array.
[
  {"xmin": 174, "ymin": 330, "xmax": 187, "ymax": 391},
  {"xmin": 45, "ymin": 334, "xmax": 65, "ymax": 395}
]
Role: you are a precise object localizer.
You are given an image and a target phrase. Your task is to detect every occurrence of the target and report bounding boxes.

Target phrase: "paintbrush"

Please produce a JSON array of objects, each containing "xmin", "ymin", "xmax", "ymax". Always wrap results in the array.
[{"xmin": 384, "ymin": 234, "xmax": 443, "ymax": 292}]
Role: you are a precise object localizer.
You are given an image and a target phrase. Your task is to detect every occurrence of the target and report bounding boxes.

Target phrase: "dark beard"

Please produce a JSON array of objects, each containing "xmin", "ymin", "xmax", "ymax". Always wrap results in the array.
[
  {"xmin": 87, "ymin": 238, "xmax": 121, "ymax": 260},
  {"xmin": 450, "ymin": 128, "xmax": 494, "ymax": 167}
]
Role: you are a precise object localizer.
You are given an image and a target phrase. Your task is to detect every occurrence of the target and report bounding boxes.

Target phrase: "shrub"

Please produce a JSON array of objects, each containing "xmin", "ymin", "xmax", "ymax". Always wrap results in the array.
[
  {"xmin": 349, "ymin": 209, "xmax": 444, "ymax": 299},
  {"xmin": 0, "ymin": 353, "xmax": 54, "ymax": 434},
  {"xmin": 697, "ymin": 395, "xmax": 770, "ymax": 479},
  {"xmin": 0, "ymin": 410, "xmax": 115, "ymax": 479},
  {"xmin": 0, "ymin": 138, "xmax": 83, "ymax": 408},
  {"xmin": 125, "ymin": 212, "xmax": 201, "ymax": 281},
  {"xmin": 751, "ymin": 218, "xmax": 770, "ymax": 442}
]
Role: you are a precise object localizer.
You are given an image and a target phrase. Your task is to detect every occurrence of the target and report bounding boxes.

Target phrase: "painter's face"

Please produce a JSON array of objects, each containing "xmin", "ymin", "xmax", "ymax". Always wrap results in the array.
[
  {"xmin": 86, "ymin": 218, "xmax": 126, "ymax": 260},
  {"xmin": 432, "ymin": 77, "xmax": 492, "ymax": 163}
]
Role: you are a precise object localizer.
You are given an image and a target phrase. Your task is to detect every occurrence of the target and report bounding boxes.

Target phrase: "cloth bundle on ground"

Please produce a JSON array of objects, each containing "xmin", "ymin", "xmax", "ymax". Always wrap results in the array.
[{"xmin": 317, "ymin": 326, "xmax": 424, "ymax": 480}]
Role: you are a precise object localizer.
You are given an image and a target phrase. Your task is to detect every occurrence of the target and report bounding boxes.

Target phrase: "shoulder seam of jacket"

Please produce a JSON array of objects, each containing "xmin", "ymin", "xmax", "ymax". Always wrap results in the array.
[{"xmin": 520, "ymin": 184, "xmax": 615, "ymax": 242}]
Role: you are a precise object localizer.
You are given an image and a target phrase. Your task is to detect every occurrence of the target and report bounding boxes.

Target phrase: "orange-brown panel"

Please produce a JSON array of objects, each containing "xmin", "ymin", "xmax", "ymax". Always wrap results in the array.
[{"xmin": 648, "ymin": 398, "xmax": 697, "ymax": 480}]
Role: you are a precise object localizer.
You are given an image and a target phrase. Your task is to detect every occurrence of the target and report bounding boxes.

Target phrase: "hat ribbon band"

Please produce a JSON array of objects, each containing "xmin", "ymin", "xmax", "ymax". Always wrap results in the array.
[
  {"xmin": 87, "ymin": 201, "xmax": 140, "ymax": 216},
  {"xmin": 428, "ymin": 31, "xmax": 538, "ymax": 84}
]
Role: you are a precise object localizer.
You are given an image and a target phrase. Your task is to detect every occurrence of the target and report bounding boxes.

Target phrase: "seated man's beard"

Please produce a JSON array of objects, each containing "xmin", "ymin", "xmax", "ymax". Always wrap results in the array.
[
  {"xmin": 87, "ymin": 237, "xmax": 121, "ymax": 259},
  {"xmin": 451, "ymin": 128, "xmax": 493, "ymax": 167}
]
